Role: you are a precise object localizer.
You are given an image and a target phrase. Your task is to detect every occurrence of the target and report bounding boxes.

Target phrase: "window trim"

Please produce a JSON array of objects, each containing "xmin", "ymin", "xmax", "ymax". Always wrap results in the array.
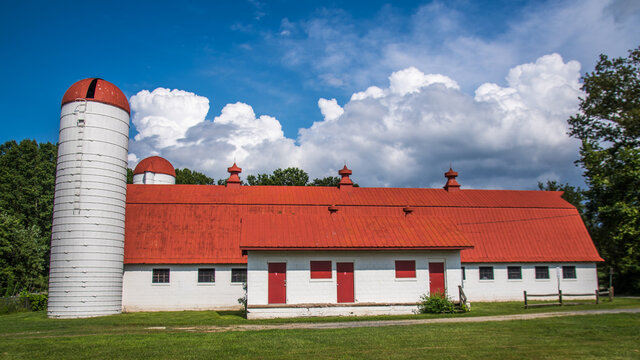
[
  {"xmin": 395, "ymin": 260, "xmax": 417, "ymax": 279},
  {"xmin": 152, "ymin": 268, "xmax": 170, "ymax": 284},
  {"xmin": 479, "ymin": 266, "xmax": 494, "ymax": 281},
  {"xmin": 535, "ymin": 266, "xmax": 550, "ymax": 280},
  {"xmin": 507, "ymin": 266, "xmax": 522, "ymax": 280},
  {"xmin": 562, "ymin": 265, "xmax": 577, "ymax": 280},
  {"xmin": 461, "ymin": 266, "xmax": 466, "ymax": 281},
  {"xmin": 231, "ymin": 268, "xmax": 247, "ymax": 284},
  {"xmin": 197, "ymin": 268, "xmax": 216, "ymax": 284}
]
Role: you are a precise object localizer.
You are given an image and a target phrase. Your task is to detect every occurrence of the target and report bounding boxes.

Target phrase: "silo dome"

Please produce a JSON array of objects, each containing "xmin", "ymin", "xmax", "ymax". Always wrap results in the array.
[
  {"xmin": 62, "ymin": 78, "xmax": 130, "ymax": 114},
  {"xmin": 133, "ymin": 156, "xmax": 176, "ymax": 184}
]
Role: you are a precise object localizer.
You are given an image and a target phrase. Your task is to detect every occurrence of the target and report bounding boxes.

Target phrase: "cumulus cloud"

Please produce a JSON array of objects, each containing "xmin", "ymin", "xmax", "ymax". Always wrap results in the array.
[
  {"xmin": 317, "ymin": 98, "xmax": 344, "ymax": 121},
  {"xmin": 130, "ymin": 88, "xmax": 209, "ymax": 148},
  {"xmin": 129, "ymin": 53, "xmax": 584, "ymax": 189}
]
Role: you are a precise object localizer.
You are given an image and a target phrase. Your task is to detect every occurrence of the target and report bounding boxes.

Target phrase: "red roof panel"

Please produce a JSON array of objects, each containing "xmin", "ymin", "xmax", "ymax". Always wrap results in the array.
[{"xmin": 124, "ymin": 185, "xmax": 602, "ymax": 264}]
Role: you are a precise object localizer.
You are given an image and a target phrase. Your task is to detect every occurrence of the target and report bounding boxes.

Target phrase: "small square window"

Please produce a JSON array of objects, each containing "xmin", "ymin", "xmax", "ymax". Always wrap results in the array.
[
  {"xmin": 395, "ymin": 260, "xmax": 416, "ymax": 278},
  {"xmin": 535, "ymin": 266, "xmax": 549, "ymax": 279},
  {"xmin": 231, "ymin": 268, "xmax": 247, "ymax": 283},
  {"xmin": 310, "ymin": 261, "xmax": 332, "ymax": 279},
  {"xmin": 152, "ymin": 268, "xmax": 170, "ymax": 283},
  {"xmin": 462, "ymin": 266, "xmax": 466, "ymax": 281},
  {"xmin": 479, "ymin": 266, "xmax": 494, "ymax": 280},
  {"xmin": 562, "ymin": 266, "xmax": 576, "ymax": 279},
  {"xmin": 507, "ymin": 266, "xmax": 522, "ymax": 280},
  {"xmin": 198, "ymin": 268, "xmax": 215, "ymax": 283}
]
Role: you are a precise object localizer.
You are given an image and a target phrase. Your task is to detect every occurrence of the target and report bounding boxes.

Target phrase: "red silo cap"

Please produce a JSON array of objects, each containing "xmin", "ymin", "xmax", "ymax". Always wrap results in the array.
[{"xmin": 62, "ymin": 78, "xmax": 130, "ymax": 114}]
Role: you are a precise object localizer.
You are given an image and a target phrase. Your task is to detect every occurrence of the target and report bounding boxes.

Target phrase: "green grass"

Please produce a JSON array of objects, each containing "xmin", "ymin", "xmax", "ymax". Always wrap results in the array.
[{"xmin": 1, "ymin": 299, "xmax": 639, "ymax": 359}]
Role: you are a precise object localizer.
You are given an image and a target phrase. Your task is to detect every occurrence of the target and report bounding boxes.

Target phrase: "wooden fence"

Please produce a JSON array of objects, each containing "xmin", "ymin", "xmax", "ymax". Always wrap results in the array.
[{"xmin": 524, "ymin": 287, "xmax": 614, "ymax": 309}]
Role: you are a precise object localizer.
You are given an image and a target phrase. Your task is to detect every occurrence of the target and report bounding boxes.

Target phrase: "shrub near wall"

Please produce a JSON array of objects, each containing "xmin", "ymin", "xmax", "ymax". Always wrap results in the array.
[
  {"xmin": 418, "ymin": 293, "xmax": 456, "ymax": 314},
  {"xmin": 20, "ymin": 291, "xmax": 47, "ymax": 311}
]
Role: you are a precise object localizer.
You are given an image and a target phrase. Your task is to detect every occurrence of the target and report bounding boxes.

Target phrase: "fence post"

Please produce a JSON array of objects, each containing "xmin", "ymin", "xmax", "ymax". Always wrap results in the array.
[
  {"xmin": 524, "ymin": 291, "xmax": 528, "ymax": 309},
  {"xmin": 609, "ymin": 286, "xmax": 614, "ymax": 302},
  {"xmin": 595, "ymin": 289, "xmax": 599, "ymax": 304},
  {"xmin": 559, "ymin": 290, "xmax": 563, "ymax": 306}
]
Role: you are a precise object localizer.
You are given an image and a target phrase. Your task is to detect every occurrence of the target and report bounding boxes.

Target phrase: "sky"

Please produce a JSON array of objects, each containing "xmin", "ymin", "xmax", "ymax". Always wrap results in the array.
[{"xmin": 1, "ymin": 0, "xmax": 639, "ymax": 189}]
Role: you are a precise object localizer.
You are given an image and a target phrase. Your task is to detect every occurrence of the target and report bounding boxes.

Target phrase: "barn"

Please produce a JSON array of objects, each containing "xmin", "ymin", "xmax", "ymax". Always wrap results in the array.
[
  {"xmin": 122, "ymin": 158, "xmax": 602, "ymax": 319},
  {"xmin": 48, "ymin": 78, "xmax": 602, "ymax": 319}
]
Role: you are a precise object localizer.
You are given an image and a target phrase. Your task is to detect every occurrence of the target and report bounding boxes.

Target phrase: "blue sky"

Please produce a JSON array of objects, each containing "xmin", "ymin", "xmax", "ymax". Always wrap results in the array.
[{"xmin": 1, "ymin": 0, "xmax": 639, "ymax": 188}]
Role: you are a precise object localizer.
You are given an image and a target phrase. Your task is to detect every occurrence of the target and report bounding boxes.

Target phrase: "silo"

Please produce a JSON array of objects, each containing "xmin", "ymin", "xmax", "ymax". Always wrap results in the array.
[
  {"xmin": 48, "ymin": 78, "xmax": 130, "ymax": 318},
  {"xmin": 132, "ymin": 156, "xmax": 176, "ymax": 184}
]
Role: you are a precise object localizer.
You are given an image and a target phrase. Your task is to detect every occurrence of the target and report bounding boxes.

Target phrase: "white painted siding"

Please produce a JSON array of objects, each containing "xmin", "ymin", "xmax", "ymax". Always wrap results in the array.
[
  {"xmin": 246, "ymin": 250, "xmax": 462, "ymax": 308},
  {"xmin": 122, "ymin": 264, "xmax": 246, "ymax": 312},
  {"xmin": 461, "ymin": 263, "xmax": 599, "ymax": 301}
]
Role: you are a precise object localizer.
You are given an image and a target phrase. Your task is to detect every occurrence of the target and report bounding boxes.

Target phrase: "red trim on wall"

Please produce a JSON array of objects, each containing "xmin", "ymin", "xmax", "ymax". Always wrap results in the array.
[{"xmin": 395, "ymin": 260, "xmax": 416, "ymax": 278}]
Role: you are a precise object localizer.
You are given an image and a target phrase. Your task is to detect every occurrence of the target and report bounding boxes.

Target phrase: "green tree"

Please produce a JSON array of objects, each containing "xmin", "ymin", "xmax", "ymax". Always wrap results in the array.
[
  {"xmin": 537, "ymin": 180, "xmax": 585, "ymax": 217},
  {"xmin": 126, "ymin": 168, "xmax": 133, "ymax": 184},
  {"xmin": 308, "ymin": 176, "xmax": 341, "ymax": 187},
  {"xmin": 0, "ymin": 212, "xmax": 48, "ymax": 296},
  {"xmin": 0, "ymin": 140, "xmax": 56, "ymax": 294},
  {"xmin": 567, "ymin": 46, "xmax": 640, "ymax": 293},
  {"xmin": 175, "ymin": 168, "xmax": 215, "ymax": 185},
  {"xmin": 247, "ymin": 167, "xmax": 309, "ymax": 186}
]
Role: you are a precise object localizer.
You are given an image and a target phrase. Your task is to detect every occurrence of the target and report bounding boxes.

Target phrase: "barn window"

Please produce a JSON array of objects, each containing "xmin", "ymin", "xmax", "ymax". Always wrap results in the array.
[
  {"xmin": 198, "ymin": 268, "xmax": 215, "ymax": 283},
  {"xmin": 395, "ymin": 260, "xmax": 416, "ymax": 278},
  {"xmin": 152, "ymin": 268, "xmax": 170, "ymax": 283},
  {"xmin": 231, "ymin": 268, "xmax": 247, "ymax": 283},
  {"xmin": 535, "ymin": 266, "xmax": 549, "ymax": 279},
  {"xmin": 479, "ymin": 266, "xmax": 494, "ymax": 280},
  {"xmin": 507, "ymin": 266, "xmax": 522, "ymax": 280},
  {"xmin": 310, "ymin": 261, "xmax": 332, "ymax": 279},
  {"xmin": 562, "ymin": 266, "xmax": 576, "ymax": 279}
]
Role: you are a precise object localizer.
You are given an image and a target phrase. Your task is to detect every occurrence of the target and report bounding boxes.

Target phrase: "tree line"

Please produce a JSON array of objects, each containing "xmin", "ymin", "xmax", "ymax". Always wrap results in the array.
[{"xmin": 0, "ymin": 46, "xmax": 638, "ymax": 296}]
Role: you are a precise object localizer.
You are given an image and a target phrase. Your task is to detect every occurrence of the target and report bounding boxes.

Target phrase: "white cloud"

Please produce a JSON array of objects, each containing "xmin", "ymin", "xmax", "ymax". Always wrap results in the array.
[
  {"xmin": 317, "ymin": 98, "xmax": 344, "ymax": 121},
  {"xmin": 129, "ymin": 53, "xmax": 585, "ymax": 189},
  {"xmin": 389, "ymin": 67, "xmax": 459, "ymax": 95},
  {"xmin": 130, "ymin": 88, "xmax": 209, "ymax": 148}
]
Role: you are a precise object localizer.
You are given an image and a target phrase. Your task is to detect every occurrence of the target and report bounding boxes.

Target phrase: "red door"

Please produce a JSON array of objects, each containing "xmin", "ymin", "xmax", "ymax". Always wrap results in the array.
[
  {"xmin": 337, "ymin": 262, "xmax": 354, "ymax": 303},
  {"xmin": 268, "ymin": 263, "xmax": 286, "ymax": 304},
  {"xmin": 429, "ymin": 262, "xmax": 445, "ymax": 295}
]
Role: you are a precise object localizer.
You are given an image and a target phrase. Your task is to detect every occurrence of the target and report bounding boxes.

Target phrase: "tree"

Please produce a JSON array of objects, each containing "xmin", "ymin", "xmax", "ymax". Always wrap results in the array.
[
  {"xmin": 537, "ymin": 180, "xmax": 585, "ymax": 217},
  {"xmin": 0, "ymin": 140, "xmax": 56, "ymax": 295},
  {"xmin": 308, "ymin": 176, "xmax": 341, "ymax": 187},
  {"xmin": 247, "ymin": 167, "xmax": 309, "ymax": 186},
  {"xmin": 567, "ymin": 46, "xmax": 640, "ymax": 293},
  {"xmin": 175, "ymin": 168, "xmax": 215, "ymax": 185}
]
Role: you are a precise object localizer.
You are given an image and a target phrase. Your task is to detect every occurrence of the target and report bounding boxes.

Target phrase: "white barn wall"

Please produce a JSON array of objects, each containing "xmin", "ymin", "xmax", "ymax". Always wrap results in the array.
[
  {"xmin": 246, "ymin": 250, "xmax": 462, "ymax": 318},
  {"xmin": 461, "ymin": 263, "xmax": 598, "ymax": 301},
  {"xmin": 122, "ymin": 264, "xmax": 246, "ymax": 312}
]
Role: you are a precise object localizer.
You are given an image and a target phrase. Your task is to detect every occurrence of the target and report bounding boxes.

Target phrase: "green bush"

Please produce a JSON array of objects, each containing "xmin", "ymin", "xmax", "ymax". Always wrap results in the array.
[
  {"xmin": 418, "ymin": 292, "xmax": 455, "ymax": 314},
  {"xmin": 19, "ymin": 291, "xmax": 48, "ymax": 311}
]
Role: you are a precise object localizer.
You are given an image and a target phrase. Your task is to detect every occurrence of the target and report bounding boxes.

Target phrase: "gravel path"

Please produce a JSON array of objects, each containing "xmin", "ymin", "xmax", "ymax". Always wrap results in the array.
[{"xmin": 153, "ymin": 308, "xmax": 640, "ymax": 333}]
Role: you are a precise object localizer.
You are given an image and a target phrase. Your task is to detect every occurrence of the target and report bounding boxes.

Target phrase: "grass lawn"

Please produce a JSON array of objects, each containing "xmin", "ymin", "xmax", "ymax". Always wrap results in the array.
[{"xmin": 1, "ymin": 298, "xmax": 639, "ymax": 359}]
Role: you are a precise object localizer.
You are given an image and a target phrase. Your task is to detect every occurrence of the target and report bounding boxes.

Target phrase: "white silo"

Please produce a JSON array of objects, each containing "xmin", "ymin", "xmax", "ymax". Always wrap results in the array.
[
  {"xmin": 48, "ymin": 78, "xmax": 130, "ymax": 318},
  {"xmin": 132, "ymin": 156, "xmax": 176, "ymax": 184}
]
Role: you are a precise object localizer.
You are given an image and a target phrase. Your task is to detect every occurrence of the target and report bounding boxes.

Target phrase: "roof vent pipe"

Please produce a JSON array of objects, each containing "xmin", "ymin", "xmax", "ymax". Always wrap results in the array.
[
  {"xmin": 328, "ymin": 204, "xmax": 339, "ymax": 213},
  {"xmin": 403, "ymin": 205, "xmax": 414, "ymax": 215}
]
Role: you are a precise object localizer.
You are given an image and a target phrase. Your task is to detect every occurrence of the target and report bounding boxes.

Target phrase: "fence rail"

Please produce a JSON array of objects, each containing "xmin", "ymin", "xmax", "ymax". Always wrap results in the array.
[{"xmin": 524, "ymin": 287, "xmax": 614, "ymax": 309}]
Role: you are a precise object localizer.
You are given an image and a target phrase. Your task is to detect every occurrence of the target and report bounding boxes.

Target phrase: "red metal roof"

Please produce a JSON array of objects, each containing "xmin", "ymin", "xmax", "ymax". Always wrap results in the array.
[
  {"xmin": 133, "ymin": 156, "xmax": 176, "ymax": 176},
  {"xmin": 240, "ymin": 215, "xmax": 473, "ymax": 250},
  {"xmin": 124, "ymin": 185, "xmax": 602, "ymax": 264},
  {"xmin": 62, "ymin": 78, "xmax": 130, "ymax": 114}
]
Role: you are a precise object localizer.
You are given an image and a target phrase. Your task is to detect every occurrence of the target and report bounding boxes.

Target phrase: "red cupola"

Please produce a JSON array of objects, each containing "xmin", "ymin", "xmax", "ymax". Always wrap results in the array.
[
  {"xmin": 338, "ymin": 165, "xmax": 353, "ymax": 191},
  {"xmin": 444, "ymin": 168, "xmax": 461, "ymax": 192},
  {"xmin": 226, "ymin": 162, "xmax": 242, "ymax": 188}
]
